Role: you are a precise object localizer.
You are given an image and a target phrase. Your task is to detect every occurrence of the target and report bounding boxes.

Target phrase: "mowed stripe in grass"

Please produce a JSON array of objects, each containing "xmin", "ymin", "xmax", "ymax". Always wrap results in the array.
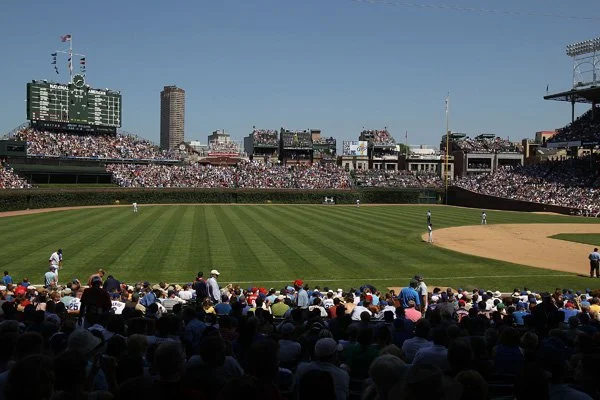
[
  {"xmin": 1, "ymin": 205, "xmax": 599, "ymax": 291},
  {"xmin": 550, "ymin": 233, "xmax": 600, "ymax": 247}
]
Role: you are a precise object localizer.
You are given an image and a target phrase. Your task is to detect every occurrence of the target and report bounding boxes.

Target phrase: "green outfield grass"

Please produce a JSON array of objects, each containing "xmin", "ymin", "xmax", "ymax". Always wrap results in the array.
[
  {"xmin": 550, "ymin": 233, "xmax": 600, "ymax": 247},
  {"xmin": 1, "ymin": 205, "xmax": 599, "ymax": 291}
]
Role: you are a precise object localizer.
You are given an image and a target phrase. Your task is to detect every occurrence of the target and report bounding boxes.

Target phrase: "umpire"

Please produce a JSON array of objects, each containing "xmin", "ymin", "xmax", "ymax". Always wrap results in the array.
[{"xmin": 589, "ymin": 248, "xmax": 600, "ymax": 278}]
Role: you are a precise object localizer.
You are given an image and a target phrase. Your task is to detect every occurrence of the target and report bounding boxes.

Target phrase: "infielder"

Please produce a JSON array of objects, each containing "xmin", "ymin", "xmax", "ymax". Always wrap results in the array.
[
  {"xmin": 427, "ymin": 223, "xmax": 433, "ymax": 243},
  {"xmin": 481, "ymin": 211, "xmax": 487, "ymax": 225}
]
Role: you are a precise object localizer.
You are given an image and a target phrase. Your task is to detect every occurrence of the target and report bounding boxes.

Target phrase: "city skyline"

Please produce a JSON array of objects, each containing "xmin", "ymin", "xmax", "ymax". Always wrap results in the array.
[{"xmin": 1, "ymin": 1, "xmax": 599, "ymax": 148}]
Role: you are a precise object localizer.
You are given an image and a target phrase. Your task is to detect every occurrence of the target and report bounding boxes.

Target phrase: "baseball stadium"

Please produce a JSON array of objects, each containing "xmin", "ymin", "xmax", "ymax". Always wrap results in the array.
[{"xmin": 3, "ymin": 9, "xmax": 600, "ymax": 400}]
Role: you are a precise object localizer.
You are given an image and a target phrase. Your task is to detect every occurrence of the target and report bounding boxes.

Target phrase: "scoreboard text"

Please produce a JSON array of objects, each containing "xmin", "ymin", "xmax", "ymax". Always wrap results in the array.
[{"xmin": 27, "ymin": 81, "xmax": 122, "ymax": 128}]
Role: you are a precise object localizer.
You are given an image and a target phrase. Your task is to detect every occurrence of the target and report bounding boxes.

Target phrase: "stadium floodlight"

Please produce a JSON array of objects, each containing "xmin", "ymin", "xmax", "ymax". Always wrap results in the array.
[{"xmin": 566, "ymin": 37, "xmax": 600, "ymax": 57}]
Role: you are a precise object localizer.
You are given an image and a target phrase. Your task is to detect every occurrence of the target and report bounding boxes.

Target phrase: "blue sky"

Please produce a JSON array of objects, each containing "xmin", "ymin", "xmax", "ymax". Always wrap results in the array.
[{"xmin": 1, "ymin": 0, "xmax": 599, "ymax": 148}]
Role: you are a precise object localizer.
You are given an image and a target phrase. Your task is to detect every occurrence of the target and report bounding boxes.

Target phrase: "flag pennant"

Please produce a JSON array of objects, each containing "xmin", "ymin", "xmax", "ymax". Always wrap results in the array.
[
  {"xmin": 51, "ymin": 52, "xmax": 57, "ymax": 57},
  {"xmin": 51, "ymin": 61, "xmax": 56, "ymax": 65},
  {"xmin": 60, "ymin": 34, "xmax": 72, "ymax": 42}
]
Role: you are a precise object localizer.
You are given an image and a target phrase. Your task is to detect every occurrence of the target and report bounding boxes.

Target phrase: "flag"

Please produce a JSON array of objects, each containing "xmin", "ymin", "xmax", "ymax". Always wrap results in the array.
[
  {"xmin": 51, "ymin": 61, "xmax": 56, "ymax": 65},
  {"xmin": 79, "ymin": 57, "xmax": 86, "ymax": 65},
  {"xmin": 51, "ymin": 52, "xmax": 57, "ymax": 57},
  {"xmin": 546, "ymin": 84, "xmax": 549, "ymax": 93},
  {"xmin": 61, "ymin": 34, "xmax": 71, "ymax": 42},
  {"xmin": 445, "ymin": 94, "xmax": 449, "ymax": 115}
]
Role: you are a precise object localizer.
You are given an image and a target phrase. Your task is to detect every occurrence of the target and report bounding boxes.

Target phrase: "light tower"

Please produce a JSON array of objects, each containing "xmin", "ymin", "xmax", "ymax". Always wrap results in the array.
[{"xmin": 566, "ymin": 36, "xmax": 600, "ymax": 89}]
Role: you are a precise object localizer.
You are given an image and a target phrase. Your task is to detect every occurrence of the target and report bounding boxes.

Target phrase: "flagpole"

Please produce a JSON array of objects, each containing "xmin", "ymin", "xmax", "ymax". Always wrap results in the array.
[
  {"xmin": 444, "ymin": 93, "xmax": 450, "ymax": 205},
  {"xmin": 69, "ymin": 36, "xmax": 73, "ymax": 81}
]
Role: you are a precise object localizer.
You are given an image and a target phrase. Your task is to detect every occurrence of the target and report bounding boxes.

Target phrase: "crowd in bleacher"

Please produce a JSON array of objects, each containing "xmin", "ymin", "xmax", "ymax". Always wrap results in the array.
[
  {"xmin": 13, "ymin": 128, "xmax": 181, "ymax": 161},
  {"xmin": 452, "ymin": 137, "xmax": 519, "ymax": 153},
  {"xmin": 251, "ymin": 129, "xmax": 279, "ymax": 147},
  {"xmin": 0, "ymin": 163, "xmax": 31, "ymax": 189},
  {"xmin": 353, "ymin": 170, "xmax": 437, "ymax": 188},
  {"xmin": 456, "ymin": 158, "xmax": 600, "ymax": 212},
  {"xmin": 107, "ymin": 161, "xmax": 353, "ymax": 190},
  {"xmin": 106, "ymin": 163, "xmax": 237, "ymax": 188},
  {"xmin": 415, "ymin": 171, "xmax": 444, "ymax": 188},
  {"xmin": 1, "ymin": 268, "xmax": 599, "ymax": 400},
  {"xmin": 550, "ymin": 108, "xmax": 600, "ymax": 143}
]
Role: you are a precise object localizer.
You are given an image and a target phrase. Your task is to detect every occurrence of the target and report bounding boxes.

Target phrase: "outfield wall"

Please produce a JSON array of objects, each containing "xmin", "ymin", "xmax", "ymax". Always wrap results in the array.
[
  {"xmin": 0, "ymin": 188, "xmax": 441, "ymax": 211},
  {"xmin": 447, "ymin": 186, "xmax": 573, "ymax": 214}
]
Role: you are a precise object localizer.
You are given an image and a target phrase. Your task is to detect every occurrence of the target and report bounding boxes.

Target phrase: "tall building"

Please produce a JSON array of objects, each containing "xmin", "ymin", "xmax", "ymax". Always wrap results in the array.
[{"xmin": 160, "ymin": 86, "xmax": 185, "ymax": 150}]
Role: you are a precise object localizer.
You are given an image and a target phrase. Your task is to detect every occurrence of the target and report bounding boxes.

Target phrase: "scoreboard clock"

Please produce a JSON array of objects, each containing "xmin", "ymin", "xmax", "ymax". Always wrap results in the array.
[{"xmin": 26, "ymin": 77, "xmax": 122, "ymax": 128}]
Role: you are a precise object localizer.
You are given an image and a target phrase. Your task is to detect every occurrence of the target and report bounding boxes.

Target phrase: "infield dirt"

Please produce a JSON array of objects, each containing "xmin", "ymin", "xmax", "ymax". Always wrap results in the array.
[{"xmin": 425, "ymin": 224, "xmax": 600, "ymax": 274}]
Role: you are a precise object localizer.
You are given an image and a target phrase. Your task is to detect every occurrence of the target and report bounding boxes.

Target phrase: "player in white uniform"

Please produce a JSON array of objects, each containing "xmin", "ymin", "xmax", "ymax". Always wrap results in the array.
[
  {"xmin": 133, "ymin": 202, "xmax": 138, "ymax": 213},
  {"xmin": 427, "ymin": 223, "xmax": 433, "ymax": 243},
  {"xmin": 356, "ymin": 199, "xmax": 360, "ymax": 207},
  {"xmin": 481, "ymin": 211, "xmax": 487, "ymax": 225},
  {"xmin": 48, "ymin": 249, "xmax": 62, "ymax": 283}
]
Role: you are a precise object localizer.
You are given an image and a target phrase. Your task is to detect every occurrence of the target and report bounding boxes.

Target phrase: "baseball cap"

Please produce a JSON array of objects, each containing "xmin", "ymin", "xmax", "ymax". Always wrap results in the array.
[
  {"xmin": 210, "ymin": 269, "xmax": 220, "ymax": 276},
  {"xmin": 314, "ymin": 338, "xmax": 343, "ymax": 358}
]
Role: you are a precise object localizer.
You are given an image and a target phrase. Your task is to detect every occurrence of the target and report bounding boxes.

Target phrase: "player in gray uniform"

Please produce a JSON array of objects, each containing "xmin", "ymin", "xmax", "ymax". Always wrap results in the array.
[
  {"xmin": 481, "ymin": 211, "xmax": 487, "ymax": 225},
  {"xmin": 589, "ymin": 248, "xmax": 600, "ymax": 278}
]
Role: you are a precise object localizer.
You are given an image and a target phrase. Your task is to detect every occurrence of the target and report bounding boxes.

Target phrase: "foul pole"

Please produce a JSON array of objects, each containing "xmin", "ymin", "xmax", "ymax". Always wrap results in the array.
[{"xmin": 444, "ymin": 93, "xmax": 450, "ymax": 204}]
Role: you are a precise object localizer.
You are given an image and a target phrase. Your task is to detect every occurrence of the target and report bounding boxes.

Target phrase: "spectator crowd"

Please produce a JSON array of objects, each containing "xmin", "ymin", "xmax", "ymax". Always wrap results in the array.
[
  {"xmin": 107, "ymin": 161, "xmax": 354, "ymax": 189},
  {"xmin": 353, "ymin": 170, "xmax": 442, "ymax": 189},
  {"xmin": 550, "ymin": 108, "xmax": 600, "ymax": 144},
  {"xmin": 456, "ymin": 158, "xmax": 600, "ymax": 213},
  {"xmin": 13, "ymin": 128, "xmax": 181, "ymax": 161},
  {"xmin": 0, "ymin": 162, "xmax": 31, "ymax": 189},
  {"xmin": 1, "ymin": 269, "xmax": 599, "ymax": 400}
]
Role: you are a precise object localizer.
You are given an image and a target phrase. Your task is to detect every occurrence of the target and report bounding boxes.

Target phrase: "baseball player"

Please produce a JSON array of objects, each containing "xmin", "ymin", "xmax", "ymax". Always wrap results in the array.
[
  {"xmin": 427, "ymin": 223, "xmax": 433, "ymax": 243},
  {"xmin": 356, "ymin": 199, "xmax": 360, "ymax": 207},
  {"xmin": 589, "ymin": 247, "xmax": 600, "ymax": 278},
  {"xmin": 427, "ymin": 210, "xmax": 431, "ymax": 224},
  {"xmin": 49, "ymin": 248, "xmax": 63, "ymax": 282},
  {"xmin": 481, "ymin": 211, "xmax": 487, "ymax": 225},
  {"xmin": 132, "ymin": 202, "xmax": 138, "ymax": 213}
]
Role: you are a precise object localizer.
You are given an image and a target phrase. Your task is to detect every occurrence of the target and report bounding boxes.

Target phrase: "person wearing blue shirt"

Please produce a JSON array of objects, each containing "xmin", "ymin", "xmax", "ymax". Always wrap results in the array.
[
  {"xmin": 399, "ymin": 280, "xmax": 421, "ymax": 309},
  {"xmin": 140, "ymin": 288, "xmax": 157, "ymax": 307},
  {"xmin": 512, "ymin": 304, "xmax": 529, "ymax": 326},
  {"xmin": 2, "ymin": 271, "xmax": 12, "ymax": 285},
  {"xmin": 214, "ymin": 295, "xmax": 232, "ymax": 315}
]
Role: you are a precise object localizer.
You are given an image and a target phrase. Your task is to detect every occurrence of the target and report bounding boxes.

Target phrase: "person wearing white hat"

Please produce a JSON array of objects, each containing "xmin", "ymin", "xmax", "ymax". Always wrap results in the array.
[{"xmin": 208, "ymin": 269, "xmax": 221, "ymax": 303}]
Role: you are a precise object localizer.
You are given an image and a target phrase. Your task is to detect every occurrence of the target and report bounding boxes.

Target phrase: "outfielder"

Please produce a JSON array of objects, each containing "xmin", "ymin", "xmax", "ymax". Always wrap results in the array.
[
  {"xmin": 133, "ymin": 202, "xmax": 138, "ymax": 213},
  {"xmin": 481, "ymin": 211, "xmax": 487, "ymax": 225}
]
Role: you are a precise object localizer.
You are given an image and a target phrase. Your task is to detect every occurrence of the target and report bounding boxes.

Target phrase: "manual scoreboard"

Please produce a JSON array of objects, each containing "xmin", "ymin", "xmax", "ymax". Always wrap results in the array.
[{"xmin": 27, "ymin": 75, "xmax": 122, "ymax": 128}]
